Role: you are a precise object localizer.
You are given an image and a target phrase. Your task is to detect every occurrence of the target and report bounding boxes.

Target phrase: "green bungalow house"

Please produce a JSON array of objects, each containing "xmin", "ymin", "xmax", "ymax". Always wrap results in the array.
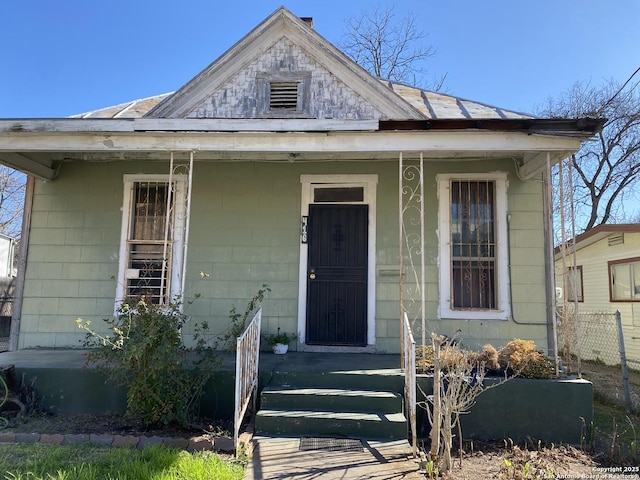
[{"xmin": 0, "ymin": 7, "xmax": 601, "ymax": 359}]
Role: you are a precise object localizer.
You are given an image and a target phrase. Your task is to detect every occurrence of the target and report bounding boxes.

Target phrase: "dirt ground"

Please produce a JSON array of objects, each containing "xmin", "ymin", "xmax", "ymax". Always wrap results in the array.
[
  {"xmin": 436, "ymin": 362, "xmax": 640, "ymax": 479},
  {"xmin": 4, "ymin": 412, "xmax": 232, "ymax": 439},
  {"xmin": 439, "ymin": 442, "xmax": 599, "ymax": 479}
]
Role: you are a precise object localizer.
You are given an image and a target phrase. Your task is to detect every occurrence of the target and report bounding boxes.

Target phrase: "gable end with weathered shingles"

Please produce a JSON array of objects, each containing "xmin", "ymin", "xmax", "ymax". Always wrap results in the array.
[{"xmin": 185, "ymin": 37, "xmax": 383, "ymax": 120}]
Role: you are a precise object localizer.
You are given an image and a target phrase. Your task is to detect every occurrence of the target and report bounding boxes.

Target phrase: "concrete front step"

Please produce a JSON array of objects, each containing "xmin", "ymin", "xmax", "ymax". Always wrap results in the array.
[
  {"xmin": 260, "ymin": 386, "xmax": 403, "ymax": 413},
  {"xmin": 256, "ymin": 384, "xmax": 408, "ymax": 440},
  {"xmin": 269, "ymin": 369, "xmax": 404, "ymax": 391},
  {"xmin": 255, "ymin": 409, "xmax": 408, "ymax": 439}
]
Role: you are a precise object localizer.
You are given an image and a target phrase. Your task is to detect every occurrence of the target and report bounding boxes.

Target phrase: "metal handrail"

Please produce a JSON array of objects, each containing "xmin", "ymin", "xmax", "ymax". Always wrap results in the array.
[
  {"xmin": 402, "ymin": 311, "xmax": 417, "ymax": 458},
  {"xmin": 234, "ymin": 306, "xmax": 262, "ymax": 453}
]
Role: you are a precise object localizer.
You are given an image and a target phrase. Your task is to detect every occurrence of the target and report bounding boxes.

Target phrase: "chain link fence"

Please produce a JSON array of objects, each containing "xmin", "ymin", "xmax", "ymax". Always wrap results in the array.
[
  {"xmin": 0, "ymin": 277, "xmax": 13, "ymax": 353},
  {"xmin": 558, "ymin": 307, "xmax": 639, "ymax": 412},
  {"xmin": 0, "ymin": 296, "xmax": 10, "ymax": 353}
]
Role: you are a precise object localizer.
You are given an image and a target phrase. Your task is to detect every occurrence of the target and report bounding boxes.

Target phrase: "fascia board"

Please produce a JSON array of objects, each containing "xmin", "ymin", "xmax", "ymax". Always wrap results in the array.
[{"xmin": 0, "ymin": 130, "xmax": 583, "ymax": 155}]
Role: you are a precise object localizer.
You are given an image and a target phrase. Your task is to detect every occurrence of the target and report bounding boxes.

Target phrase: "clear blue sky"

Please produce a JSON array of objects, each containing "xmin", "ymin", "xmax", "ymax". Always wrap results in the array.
[{"xmin": 2, "ymin": 1, "xmax": 639, "ymax": 118}]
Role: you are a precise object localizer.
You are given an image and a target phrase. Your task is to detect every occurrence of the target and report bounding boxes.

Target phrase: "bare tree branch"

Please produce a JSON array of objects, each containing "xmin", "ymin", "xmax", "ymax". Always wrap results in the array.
[
  {"xmin": 0, "ymin": 167, "xmax": 25, "ymax": 239},
  {"xmin": 340, "ymin": 5, "xmax": 443, "ymax": 90},
  {"xmin": 541, "ymin": 78, "xmax": 640, "ymax": 235}
]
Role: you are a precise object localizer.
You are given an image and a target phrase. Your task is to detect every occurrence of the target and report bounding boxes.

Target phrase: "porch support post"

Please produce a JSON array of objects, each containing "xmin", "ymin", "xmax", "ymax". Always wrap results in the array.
[
  {"xmin": 399, "ymin": 153, "xmax": 427, "ymax": 348},
  {"xmin": 161, "ymin": 153, "xmax": 175, "ymax": 302},
  {"xmin": 543, "ymin": 153, "xmax": 559, "ymax": 372},
  {"xmin": 566, "ymin": 156, "xmax": 581, "ymax": 377},
  {"xmin": 180, "ymin": 151, "xmax": 195, "ymax": 296},
  {"xmin": 399, "ymin": 152, "xmax": 404, "ymax": 366},
  {"xmin": 419, "ymin": 153, "xmax": 425, "ymax": 348},
  {"xmin": 9, "ymin": 175, "xmax": 34, "ymax": 351}
]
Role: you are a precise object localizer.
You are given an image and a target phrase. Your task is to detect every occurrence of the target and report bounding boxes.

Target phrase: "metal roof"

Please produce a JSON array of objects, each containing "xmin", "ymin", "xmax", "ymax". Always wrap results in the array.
[
  {"xmin": 383, "ymin": 82, "xmax": 534, "ymax": 120},
  {"xmin": 69, "ymin": 94, "xmax": 172, "ymax": 119},
  {"xmin": 69, "ymin": 82, "xmax": 534, "ymax": 121}
]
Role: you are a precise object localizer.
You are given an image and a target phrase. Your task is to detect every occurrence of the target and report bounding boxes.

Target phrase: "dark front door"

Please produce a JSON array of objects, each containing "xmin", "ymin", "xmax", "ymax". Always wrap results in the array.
[{"xmin": 306, "ymin": 204, "xmax": 368, "ymax": 346}]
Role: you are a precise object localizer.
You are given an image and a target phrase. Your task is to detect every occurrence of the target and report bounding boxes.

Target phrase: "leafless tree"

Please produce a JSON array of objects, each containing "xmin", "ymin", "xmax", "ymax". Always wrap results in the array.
[
  {"xmin": 539, "ymin": 77, "xmax": 640, "ymax": 234},
  {"xmin": 421, "ymin": 334, "xmax": 511, "ymax": 473},
  {"xmin": 340, "ymin": 5, "xmax": 445, "ymax": 90},
  {"xmin": 0, "ymin": 167, "xmax": 25, "ymax": 239}
]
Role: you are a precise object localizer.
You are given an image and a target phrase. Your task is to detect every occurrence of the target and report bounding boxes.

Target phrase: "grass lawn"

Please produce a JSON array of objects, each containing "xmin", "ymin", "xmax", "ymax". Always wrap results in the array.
[
  {"xmin": 0, "ymin": 443, "xmax": 245, "ymax": 480},
  {"xmin": 592, "ymin": 400, "xmax": 639, "ymax": 464}
]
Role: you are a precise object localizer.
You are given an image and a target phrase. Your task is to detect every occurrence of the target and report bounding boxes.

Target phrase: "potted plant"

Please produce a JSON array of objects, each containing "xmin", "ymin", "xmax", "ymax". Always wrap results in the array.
[{"xmin": 265, "ymin": 327, "xmax": 297, "ymax": 354}]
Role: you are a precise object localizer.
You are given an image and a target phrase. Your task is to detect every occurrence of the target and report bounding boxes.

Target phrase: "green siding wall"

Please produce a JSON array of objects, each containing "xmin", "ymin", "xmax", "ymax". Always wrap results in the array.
[{"xmin": 20, "ymin": 158, "xmax": 548, "ymax": 353}]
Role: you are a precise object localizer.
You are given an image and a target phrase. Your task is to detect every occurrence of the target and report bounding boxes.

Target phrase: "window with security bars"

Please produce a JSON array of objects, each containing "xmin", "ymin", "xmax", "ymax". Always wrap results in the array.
[
  {"xmin": 450, "ymin": 180, "xmax": 496, "ymax": 309},
  {"xmin": 125, "ymin": 182, "xmax": 174, "ymax": 304}
]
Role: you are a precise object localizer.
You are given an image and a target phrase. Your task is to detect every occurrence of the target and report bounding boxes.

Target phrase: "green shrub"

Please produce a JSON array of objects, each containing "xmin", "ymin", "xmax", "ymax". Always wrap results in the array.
[
  {"xmin": 217, "ymin": 284, "xmax": 270, "ymax": 351},
  {"xmin": 77, "ymin": 296, "xmax": 220, "ymax": 427}
]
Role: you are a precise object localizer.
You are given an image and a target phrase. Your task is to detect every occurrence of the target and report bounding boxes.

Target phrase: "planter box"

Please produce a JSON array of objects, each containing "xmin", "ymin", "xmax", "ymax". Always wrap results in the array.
[{"xmin": 416, "ymin": 375, "xmax": 593, "ymax": 444}]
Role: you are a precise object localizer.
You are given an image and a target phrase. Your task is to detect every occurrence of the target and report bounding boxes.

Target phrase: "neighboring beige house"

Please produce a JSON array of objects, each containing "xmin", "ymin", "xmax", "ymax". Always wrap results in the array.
[
  {"xmin": 555, "ymin": 224, "xmax": 640, "ymax": 363},
  {"xmin": 0, "ymin": 7, "xmax": 602, "ymax": 355}
]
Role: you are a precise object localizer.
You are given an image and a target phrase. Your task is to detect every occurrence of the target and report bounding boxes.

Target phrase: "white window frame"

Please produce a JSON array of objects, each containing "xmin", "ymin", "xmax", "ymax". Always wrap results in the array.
[
  {"xmin": 609, "ymin": 257, "xmax": 640, "ymax": 302},
  {"xmin": 437, "ymin": 172, "xmax": 510, "ymax": 320},
  {"xmin": 115, "ymin": 174, "xmax": 187, "ymax": 307},
  {"xmin": 565, "ymin": 265, "xmax": 584, "ymax": 302}
]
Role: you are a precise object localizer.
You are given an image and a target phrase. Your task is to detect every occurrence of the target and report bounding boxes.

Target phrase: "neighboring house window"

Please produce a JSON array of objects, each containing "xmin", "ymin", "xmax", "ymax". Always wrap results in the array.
[
  {"xmin": 609, "ymin": 257, "xmax": 640, "ymax": 302},
  {"xmin": 565, "ymin": 266, "xmax": 584, "ymax": 302},
  {"xmin": 116, "ymin": 175, "xmax": 186, "ymax": 306},
  {"xmin": 257, "ymin": 72, "xmax": 311, "ymax": 118},
  {"xmin": 437, "ymin": 173, "xmax": 510, "ymax": 320}
]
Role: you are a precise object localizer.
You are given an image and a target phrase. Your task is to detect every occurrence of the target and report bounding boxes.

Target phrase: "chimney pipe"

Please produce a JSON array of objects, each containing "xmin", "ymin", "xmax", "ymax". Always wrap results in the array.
[{"xmin": 300, "ymin": 17, "xmax": 314, "ymax": 29}]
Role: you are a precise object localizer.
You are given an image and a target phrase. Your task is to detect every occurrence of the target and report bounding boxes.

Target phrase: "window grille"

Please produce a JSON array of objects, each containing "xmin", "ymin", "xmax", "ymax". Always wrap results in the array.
[
  {"xmin": 450, "ymin": 180, "xmax": 496, "ymax": 309},
  {"xmin": 125, "ymin": 182, "xmax": 174, "ymax": 304},
  {"xmin": 269, "ymin": 82, "xmax": 299, "ymax": 110}
]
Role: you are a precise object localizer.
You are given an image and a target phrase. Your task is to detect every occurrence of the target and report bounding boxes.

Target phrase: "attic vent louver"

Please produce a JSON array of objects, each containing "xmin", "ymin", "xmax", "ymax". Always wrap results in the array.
[
  {"xmin": 270, "ymin": 82, "xmax": 299, "ymax": 110},
  {"xmin": 257, "ymin": 72, "xmax": 310, "ymax": 118},
  {"xmin": 608, "ymin": 232, "xmax": 624, "ymax": 246}
]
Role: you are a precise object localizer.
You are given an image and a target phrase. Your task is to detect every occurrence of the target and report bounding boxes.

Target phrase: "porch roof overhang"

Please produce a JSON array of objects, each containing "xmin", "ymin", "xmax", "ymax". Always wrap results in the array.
[{"xmin": 0, "ymin": 117, "xmax": 604, "ymax": 181}]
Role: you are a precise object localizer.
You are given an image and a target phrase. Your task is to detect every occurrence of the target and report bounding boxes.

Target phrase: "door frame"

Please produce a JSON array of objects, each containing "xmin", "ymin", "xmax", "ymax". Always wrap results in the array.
[{"xmin": 298, "ymin": 174, "xmax": 378, "ymax": 349}]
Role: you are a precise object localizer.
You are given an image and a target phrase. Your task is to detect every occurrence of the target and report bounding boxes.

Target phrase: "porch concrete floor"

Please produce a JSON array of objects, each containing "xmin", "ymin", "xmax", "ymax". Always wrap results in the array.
[{"xmin": 0, "ymin": 349, "xmax": 403, "ymax": 374}]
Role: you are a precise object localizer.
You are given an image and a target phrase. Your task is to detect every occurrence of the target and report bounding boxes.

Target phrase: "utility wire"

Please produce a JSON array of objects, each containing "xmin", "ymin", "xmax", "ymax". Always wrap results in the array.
[{"xmin": 597, "ymin": 65, "xmax": 640, "ymax": 115}]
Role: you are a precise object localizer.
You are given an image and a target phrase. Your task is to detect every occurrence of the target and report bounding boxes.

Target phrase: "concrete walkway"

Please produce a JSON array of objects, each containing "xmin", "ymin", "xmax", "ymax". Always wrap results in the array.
[{"xmin": 244, "ymin": 436, "xmax": 424, "ymax": 480}]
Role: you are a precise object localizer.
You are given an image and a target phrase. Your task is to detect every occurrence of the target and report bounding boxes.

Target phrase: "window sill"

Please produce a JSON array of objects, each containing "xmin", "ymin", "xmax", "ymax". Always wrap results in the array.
[{"xmin": 438, "ymin": 308, "xmax": 509, "ymax": 321}]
